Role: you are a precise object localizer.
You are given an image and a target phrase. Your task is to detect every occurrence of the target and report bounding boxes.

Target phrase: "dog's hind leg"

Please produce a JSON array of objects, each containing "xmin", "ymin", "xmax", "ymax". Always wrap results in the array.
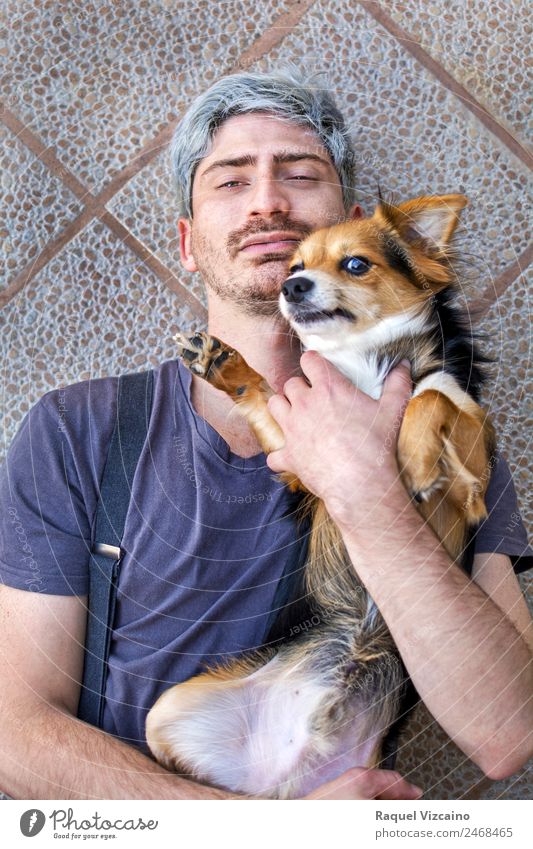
[
  {"xmin": 146, "ymin": 633, "xmax": 395, "ymax": 799},
  {"xmin": 397, "ymin": 384, "xmax": 495, "ymax": 562}
]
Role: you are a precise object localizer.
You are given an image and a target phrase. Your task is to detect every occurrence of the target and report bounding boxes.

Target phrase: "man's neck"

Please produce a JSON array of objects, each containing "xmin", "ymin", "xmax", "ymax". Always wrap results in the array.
[
  {"xmin": 186, "ymin": 295, "xmax": 303, "ymax": 459},
  {"xmin": 206, "ymin": 297, "xmax": 302, "ymax": 392}
]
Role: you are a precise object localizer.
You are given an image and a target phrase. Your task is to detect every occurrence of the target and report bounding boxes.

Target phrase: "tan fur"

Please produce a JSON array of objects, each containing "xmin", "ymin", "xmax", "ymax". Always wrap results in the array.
[{"xmin": 398, "ymin": 389, "xmax": 494, "ymax": 560}]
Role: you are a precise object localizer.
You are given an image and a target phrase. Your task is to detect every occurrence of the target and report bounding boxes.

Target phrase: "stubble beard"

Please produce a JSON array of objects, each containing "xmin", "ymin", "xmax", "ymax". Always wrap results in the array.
[
  {"xmin": 191, "ymin": 231, "xmax": 287, "ymax": 317},
  {"xmin": 190, "ymin": 215, "xmax": 313, "ymax": 318}
]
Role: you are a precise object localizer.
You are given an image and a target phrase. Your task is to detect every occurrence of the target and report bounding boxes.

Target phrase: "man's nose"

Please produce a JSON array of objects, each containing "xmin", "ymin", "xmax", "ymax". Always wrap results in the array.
[
  {"xmin": 247, "ymin": 177, "xmax": 290, "ymax": 217},
  {"xmin": 281, "ymin": 276, "xmax": 315, "ymax": 303}
]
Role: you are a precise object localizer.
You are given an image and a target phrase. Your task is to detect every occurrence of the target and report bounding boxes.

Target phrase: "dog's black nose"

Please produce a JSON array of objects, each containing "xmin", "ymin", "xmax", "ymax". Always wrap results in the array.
[{"xmin": 282, "ymin": 276, "xmax": 315, "ymax": 303}]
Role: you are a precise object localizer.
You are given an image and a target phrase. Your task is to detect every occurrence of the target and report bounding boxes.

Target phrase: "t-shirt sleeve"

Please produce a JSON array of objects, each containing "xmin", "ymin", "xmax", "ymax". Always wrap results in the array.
[
  {"xmin": 0, "ymin": 381, "xmax": 116, "ymax": 595},
  {"xmin": 471, "ymin": 453, "xmax": 533, "ymax": 575}
]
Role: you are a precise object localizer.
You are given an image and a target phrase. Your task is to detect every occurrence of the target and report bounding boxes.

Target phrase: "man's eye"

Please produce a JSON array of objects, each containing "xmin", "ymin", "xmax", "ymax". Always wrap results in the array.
[
  {"xmin": 218, "ymin": 180, "xmax": 243, "ymax": 189},
  {"xmin": 288, "ymin": 175, "xmax": 315, "ymax": 181}
]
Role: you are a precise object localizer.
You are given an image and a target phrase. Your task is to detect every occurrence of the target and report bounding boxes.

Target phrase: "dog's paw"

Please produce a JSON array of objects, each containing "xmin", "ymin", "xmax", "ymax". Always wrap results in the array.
[
  {"xmin": 397, "ymin": 432, "xmax": 448, "ymax": 503},
  {"xmin": 174, "ymin": 331, "xmax": 264, "ymax": 401},
  {"xmin": 174, "ymin": 331, "xmax": 236, "ymax": 380}
]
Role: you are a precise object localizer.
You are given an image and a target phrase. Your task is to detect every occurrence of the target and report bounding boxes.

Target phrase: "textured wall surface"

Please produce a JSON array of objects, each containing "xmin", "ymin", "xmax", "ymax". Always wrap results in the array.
[{"xmin": 0, "ymin": 0, "xmax": 531, "ymax": 800}]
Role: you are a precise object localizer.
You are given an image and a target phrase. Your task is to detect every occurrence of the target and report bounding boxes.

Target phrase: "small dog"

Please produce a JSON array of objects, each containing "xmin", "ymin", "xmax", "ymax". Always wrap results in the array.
[{"xmin": 146, "ymin": 194, "xmax": 495, "ymax": 798}]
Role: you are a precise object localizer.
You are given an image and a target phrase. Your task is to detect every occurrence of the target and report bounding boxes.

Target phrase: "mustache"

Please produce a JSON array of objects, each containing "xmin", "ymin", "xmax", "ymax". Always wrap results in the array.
[{"xmin": 227, "ymin": 216, "xmax": 313, "ymax": 256}]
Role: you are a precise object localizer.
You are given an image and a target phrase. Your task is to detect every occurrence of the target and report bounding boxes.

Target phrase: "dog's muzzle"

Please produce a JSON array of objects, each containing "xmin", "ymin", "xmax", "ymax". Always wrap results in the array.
[{"xmin": 281, "ymin": 276, "xmax": 315, "ymax": 303}]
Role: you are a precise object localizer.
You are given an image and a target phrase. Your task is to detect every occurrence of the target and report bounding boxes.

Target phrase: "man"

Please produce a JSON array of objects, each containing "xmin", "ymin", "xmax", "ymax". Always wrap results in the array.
[{"xmin": 0, "ymin": 69, "xmax": 531, "ymax": 800}]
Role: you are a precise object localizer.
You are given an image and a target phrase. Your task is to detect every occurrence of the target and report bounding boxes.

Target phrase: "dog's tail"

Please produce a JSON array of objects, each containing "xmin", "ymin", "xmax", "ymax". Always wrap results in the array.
[{"xmin": 303, "ymin": 498, "xmax": 389, "ymax": 637}]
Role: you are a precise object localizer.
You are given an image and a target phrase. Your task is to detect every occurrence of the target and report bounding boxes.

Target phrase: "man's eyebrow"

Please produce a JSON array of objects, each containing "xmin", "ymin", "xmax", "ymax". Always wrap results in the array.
[
  {"xmin": 274, "ymin": 152, "xmax": 332, "ymax": 168},
  {"xmin": 199, "ymin": 152, "xmax": 332, "ymax": 180}
]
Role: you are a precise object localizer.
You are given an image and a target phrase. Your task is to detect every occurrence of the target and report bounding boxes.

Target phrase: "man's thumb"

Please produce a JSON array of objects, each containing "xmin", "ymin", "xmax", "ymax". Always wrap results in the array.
[{"xmin": 381, "ymin": 359, "xmax": 413, "ymax": 419}]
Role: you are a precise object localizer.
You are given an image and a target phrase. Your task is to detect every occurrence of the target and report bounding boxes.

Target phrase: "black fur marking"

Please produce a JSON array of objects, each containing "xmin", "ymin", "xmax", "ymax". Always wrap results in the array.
[
  {"xmin": 210, "ymin": 338, "xmax": 221, "ymax": 350},
  {"xmin": 206, "ymin": 349, "xmax": 230, "ymax": 378},
  {"xmin": 382, "ymin": 234, "xmax": 418, "ymax": 284},
  {"xmin": 191, "ymin": 334, "xmax": 204, "ymax": 348},
  {"xmin": 181, "ymin": 349, "xmax": 198, "ymax": 363},
  {"xmin": 375, "ymin": 289, "xmax": 491, "ymax": 403},
  {"xmin": 213, "ymin": 351, "xmax": 229, "ymax": 367},
  {"xmin": 426, "ymin": 287, "xmax": 491, "ymax": 402}
]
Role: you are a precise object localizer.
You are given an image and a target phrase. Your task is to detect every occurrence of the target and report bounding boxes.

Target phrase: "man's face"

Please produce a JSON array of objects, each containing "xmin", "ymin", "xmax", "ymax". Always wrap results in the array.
[{"xmin": 179, "ymin": 113, "xmax": 352, "ymax": 316}]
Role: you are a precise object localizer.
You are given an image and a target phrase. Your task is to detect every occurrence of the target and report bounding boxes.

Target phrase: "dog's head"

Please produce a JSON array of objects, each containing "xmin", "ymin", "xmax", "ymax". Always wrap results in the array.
[{"xmin": 280, "ymin": 194, "xmax": 467, "ymax": 345}]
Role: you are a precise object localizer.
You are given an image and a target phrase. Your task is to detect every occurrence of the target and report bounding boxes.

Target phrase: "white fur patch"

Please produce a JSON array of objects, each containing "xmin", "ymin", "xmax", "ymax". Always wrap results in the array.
[
  {"xmin": 413, "ymin": 371, "xmax": 479, "ymax": 415},
  {"xmin": 155, "ymin": 654, "xmax": 379, "ymax": 798},
  {"xmin": 301, "ymin": 310, "xmax": 429, "ymax": 399}
]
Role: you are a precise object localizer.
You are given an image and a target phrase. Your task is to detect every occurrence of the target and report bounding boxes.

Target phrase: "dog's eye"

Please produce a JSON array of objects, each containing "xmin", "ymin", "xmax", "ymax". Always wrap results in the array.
[
  {"xmin": 289, "ymin": 261, "xmax": 304, "ymax": 273},
  {"xmin": 341, "ymin": 256, "xmax": 371, "ymax": 275}
]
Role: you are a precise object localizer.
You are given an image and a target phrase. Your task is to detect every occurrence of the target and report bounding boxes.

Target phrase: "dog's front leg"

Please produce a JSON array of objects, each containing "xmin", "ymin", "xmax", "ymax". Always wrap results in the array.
[{"xmin": 174, "ymin": 332, "xmax": 302, "ymax": 490}]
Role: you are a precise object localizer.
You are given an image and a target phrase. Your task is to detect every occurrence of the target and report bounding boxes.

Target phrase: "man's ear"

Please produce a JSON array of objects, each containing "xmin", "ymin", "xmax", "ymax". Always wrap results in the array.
[
  {"xmin": 378, "ymin": 194, "xmax": 467, "ymax": 250},
  {"xmin": 178, "ymin": 218, "xmax": 198, "ymax": 272},
  {"xmin": 348, "ymin": 203, "xmax": 364, "ymax": 220}
]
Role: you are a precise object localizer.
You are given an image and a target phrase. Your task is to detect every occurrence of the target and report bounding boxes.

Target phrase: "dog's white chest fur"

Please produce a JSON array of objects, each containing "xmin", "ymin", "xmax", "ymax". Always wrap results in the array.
[
  {"xmin": 320, "ymin": 348, "xmax": 390, "ymax": 399},
  {"xmin": 299, "ymin": 311, "xmax": 428, "ymax": 399}
]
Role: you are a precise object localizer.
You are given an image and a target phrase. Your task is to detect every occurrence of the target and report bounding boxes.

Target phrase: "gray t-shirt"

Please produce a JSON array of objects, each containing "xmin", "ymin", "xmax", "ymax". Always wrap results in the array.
[{"xmin": 0, "ymin": 359, "xmax": 531, "ymax": 749}]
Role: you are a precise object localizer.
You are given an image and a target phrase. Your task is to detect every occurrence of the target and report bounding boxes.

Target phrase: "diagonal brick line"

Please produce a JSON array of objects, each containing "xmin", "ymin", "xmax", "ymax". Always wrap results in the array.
[
  {"xmin": 0, "ymin": 0, "xmax": 316, "ymax": 310},
  {"xmin": 0, "ymin": 205, "xmax": 91, "ymax": 309},
  {"xmin": 360, "ymin": 1, "xmax": 533, "ymax": 170},
  {"xmin": 358, "ymin": 0, "xmax": 533, "ymax": 318},
  {"xmin": 0, "ymin": 109, "xmax": 185, "ymax": 309},
  {"xmin": 100, "ymin": 211, "xmax": 206, "ymax": 318},
  {"xmin": 472, "ymin": 244, "xmax": 533, "ymax": 317},
  {"xmin": 0, "ymin": 106, "xmax": 94, "ymax": 203},
  {"xmin": 0, "ymin": 4, "xmax": 530, "ymax": 798},
  {"xmin": 234, "ymin": 0, "xmax": 317, "ymax": 69}
]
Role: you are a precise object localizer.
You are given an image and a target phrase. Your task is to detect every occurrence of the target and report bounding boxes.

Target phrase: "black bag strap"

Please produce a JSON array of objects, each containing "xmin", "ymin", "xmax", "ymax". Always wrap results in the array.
[{"xmin": 77, "ymin": 369, "xmax": 154, "ymax": 727}]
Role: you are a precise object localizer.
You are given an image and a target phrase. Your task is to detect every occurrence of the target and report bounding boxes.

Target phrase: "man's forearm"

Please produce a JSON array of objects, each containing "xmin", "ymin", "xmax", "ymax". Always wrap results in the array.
[
  {"xmin": 1, "ymin": 700, "xmax": 240, "ymax": 800},
  {"xmin": 338, "ymin": 496, "xmax": 533, "ymax": 779}
]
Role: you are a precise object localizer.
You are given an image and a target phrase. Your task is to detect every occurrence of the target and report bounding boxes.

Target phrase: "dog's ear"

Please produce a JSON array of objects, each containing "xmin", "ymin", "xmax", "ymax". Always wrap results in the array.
[{"xmin": 378, "ymin": 195, "xmax": 468, "ymax": 250}]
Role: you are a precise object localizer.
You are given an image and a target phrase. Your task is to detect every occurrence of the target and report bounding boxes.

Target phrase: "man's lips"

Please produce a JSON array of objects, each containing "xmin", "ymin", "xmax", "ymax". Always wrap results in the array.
[{"xmin": 239, "ymin": 232, "xmax": 303, "ymax": 255}]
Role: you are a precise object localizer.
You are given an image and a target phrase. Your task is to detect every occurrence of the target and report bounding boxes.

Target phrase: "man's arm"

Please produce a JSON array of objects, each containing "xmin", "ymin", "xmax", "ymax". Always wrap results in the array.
[
  {"xmin": 338, "ymin": 511, "xmax": 533, "ymax": 781},
  {"xmin": 266, "ymin": 352, "xmax": 533, "ymax": 780},
  {"xmin": 471, "ymin": 552, "xmax": 533, "ymax": 653},
  {"xmin": 0, "ymin": 584, "xmax": 238, "ymax": 799}
]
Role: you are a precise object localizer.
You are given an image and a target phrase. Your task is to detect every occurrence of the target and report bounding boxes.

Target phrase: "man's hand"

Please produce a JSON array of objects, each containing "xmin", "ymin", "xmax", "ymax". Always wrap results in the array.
[
  {"xmin": 266, "ymin": 351, "xmax": 413, "ymax": 527},
  {"xmin": 303, "ymin": 767, "xmax": 423, "ymax": 800}
]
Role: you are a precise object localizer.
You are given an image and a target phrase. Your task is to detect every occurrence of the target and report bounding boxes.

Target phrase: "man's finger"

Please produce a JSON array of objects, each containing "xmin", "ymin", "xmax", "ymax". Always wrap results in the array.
[
  {"xmin": 281, "ymin": 375, "xmax": 308, "ymax": 402},
  {"xmin": 300, "ymin": 349, "xmax": 368, "ymax": 400},
  {"xmin": 352, "ymin": 768, "xmax": 422, "ymax": 800},
  {"xmin": 374, "ymin": 776, "xmax": 423, "ymax": 801},
  {"xmin": 266, "ymin": 449, "xmax": 286, "ymax": 474},
  {"xmin": 380, "ymin": 359, "xmax": 413, "ymax": 413},
  {"xmin": 267, "ymin": 393, "xmax": 290, "ymax": 425},
  {"xmin": 303, "ymin": 767, "xmax": 423, "ymax": 800},
  {"xmin": 299, "ymin": 349, "xmax": 331, "ymax": 386}
]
